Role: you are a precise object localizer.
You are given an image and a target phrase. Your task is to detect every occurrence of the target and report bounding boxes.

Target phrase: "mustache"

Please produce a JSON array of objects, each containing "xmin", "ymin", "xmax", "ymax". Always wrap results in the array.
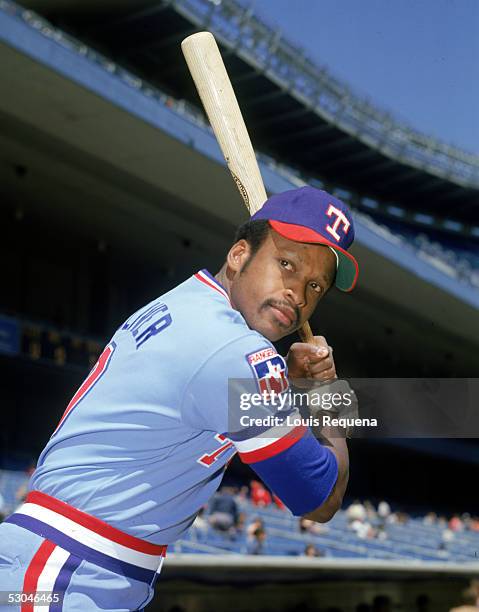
[{"xmin": 261, "ymin": 298, "xmax": 300, "ymax": 328}]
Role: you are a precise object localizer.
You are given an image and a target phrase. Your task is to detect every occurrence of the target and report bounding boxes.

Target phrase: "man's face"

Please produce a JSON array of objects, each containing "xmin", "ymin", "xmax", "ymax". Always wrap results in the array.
[{"xmin": 228, "ymin": 229, "xmax": 336, "ymax": 341}]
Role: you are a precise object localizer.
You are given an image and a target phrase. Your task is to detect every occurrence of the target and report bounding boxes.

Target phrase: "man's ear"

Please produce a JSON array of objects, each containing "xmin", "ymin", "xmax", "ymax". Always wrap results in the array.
[{"xmin": 226, "ymin": 239, "xmax": 251, "ymax": 274}]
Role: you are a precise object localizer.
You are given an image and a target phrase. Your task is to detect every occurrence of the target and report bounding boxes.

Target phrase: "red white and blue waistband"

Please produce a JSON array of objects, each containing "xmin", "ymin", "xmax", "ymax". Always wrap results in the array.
[
  {"xmin": 6, "ymin": 491, "xmax": 167, "ymax": 584},
  {"xmin": 194, "ymin": 269, "xmax": 231, "ymax": 304}
]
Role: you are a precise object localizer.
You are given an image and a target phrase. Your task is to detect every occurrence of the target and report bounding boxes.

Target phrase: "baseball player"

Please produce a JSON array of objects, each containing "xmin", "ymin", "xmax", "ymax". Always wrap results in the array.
[{"xmin": 0, "ymin": 187, "xmax": 359, "ymax": 611}]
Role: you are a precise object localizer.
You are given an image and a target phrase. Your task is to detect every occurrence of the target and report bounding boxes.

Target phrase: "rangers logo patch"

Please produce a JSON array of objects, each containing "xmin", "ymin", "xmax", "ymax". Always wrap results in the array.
[{"xmin": 246, "ymin": 347, "xmax": 289, "ymax": 395}]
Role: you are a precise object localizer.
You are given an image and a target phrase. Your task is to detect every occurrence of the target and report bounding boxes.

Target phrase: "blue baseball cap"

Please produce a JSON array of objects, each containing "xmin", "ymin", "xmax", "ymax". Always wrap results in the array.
[{"xmin": 251, "ymin": 186, "xmax": 359, "ymax": 292}]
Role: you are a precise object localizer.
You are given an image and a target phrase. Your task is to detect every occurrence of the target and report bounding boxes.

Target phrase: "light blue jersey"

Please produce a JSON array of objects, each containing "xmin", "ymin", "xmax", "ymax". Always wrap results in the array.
[{"xmin": 29, "ymin": 270, "xmax": 338, "ymax": 544}]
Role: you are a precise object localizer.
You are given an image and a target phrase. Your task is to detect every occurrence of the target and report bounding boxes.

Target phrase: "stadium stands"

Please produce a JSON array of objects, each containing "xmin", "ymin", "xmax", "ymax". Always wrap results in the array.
[
  {"xmin": 2, "ymin": 473, "xmax": 478, "ymax": 564},
  {"xmin": 170, "ymin": 491, "xmax": 479, "ymax": 563},
  {"xmin": 0, "ymin": 469, "xmax": 29, "ymax": 515},
  {"xmin": 353, "ymin": 213, "xmax": 479, "ymax": 290},
  {"xmin": 0, "ymin": 312, "xmax": 102, "ymax": 369}
]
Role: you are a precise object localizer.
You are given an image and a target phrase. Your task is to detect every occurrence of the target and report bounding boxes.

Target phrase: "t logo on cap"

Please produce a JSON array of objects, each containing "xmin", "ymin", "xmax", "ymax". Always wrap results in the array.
[{"xmin": 325, "ymin": 205, "xmax": 351, "ymax": 242}]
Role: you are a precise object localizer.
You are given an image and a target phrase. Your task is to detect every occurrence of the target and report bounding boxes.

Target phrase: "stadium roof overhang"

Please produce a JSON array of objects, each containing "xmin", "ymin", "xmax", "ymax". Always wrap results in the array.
[
  {"xmin": 1, "ymin": 10, "xmax": 478, "ymax": 350},
  {"xmin": 17, "ymin": 0, "xmax": 479, "ymax": 226}
]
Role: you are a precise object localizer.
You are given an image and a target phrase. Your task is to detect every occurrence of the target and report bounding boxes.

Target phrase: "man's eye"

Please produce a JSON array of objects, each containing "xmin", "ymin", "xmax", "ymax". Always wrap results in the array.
[{"xmin": 280, "ymin": 259, "xmax": 292, "ymax": 270}]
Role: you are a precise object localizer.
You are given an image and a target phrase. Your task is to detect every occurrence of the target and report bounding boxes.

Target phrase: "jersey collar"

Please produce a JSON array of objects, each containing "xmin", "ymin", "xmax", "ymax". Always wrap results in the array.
[{"xmin": 194, "ymin": 269, "xmax": 231, "ymax": 304}]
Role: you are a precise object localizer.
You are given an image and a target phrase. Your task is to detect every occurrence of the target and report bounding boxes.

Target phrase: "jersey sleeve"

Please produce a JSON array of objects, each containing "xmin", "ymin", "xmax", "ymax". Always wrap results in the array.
[
  {"xmin": 180, "ymin": 333, "xmax": 338, "ymax": 516},
  {"xmin": 233, "ymin": 427, "xmax": 338, "ymax": 516}
]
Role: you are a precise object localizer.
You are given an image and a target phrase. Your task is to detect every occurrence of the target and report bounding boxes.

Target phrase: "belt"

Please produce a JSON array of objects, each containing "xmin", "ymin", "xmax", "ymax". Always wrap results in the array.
[{"xmin": 6, "ymin": 491, "xmax": 167, "ymax": 584}]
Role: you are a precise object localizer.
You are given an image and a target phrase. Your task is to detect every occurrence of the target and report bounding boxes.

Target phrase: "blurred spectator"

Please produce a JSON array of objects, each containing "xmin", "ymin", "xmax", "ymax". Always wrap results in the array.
[
  {"xmin": 347, "ymin": 500, "xmax": 367, "ymax": 522},
  {"xmin": 416, "ymin": 594, "xmax": 431, "ymax": 612},
  {"xmin": 350, "ymin": 518, "xmax": 369, "ymax": 539},
  {"xmin": 366, "ymin": 526, "xmax": 380, "ymax": 540},
  {"xmin": 442, "ymin": 527, "xmax": 455, "ymax": 546},
  {"xmin": 236, "ymin": 511, "xmax": 246, "ymax": 534},
  {"xmin": 396, "ymin": 511, "xmax": 410, "ymax": 525},
  {"xmin": 0, "ymin": 491, "xmax": 6, "ymax": 516},
  {"xmin": 449, "ymin": 514, "xmax": 464, "ymax": 532},
  {"xmin": 356, "ymin": 605, "xmax": 371, "ymax": 612},
  {"xmin": 377, "ymin": 500, "xmax": 391, "ymax": 523},
  {"xmin": 247, "ymin": 527, "xmax": 266, "ymax": 555},
  {"xmin": 461, "ymin": 513, "xmax": 471, "ymax": 530},
  {"xmin": 449, "ymin": 587, "xmax": 479, "ymax": 611},
  {"xmin": 235, "ymin": 485, "xmax": 250, "ymax": 505},
  {"xmin": 15, "ymin": 463, "xmax": 35, "ymax": 507},
  {"xmin": 376, "ymin": 525, "xmax": 388, "ymax": 541},
  {"xmin": 437, "ymin": 515, "xmax": 448, "ymax": 528},
  {"xmin": 364, "ymin": 500, "xmax": 377, "ymax": 521},
  {"xmin": 190, "ymin": 506, "xmax": 208, "ymax": 541},
  {"xmin": 299, "ymin": 517, "xmax": 328, "ymax": 536},
  {"xmin": 304, "ymin": 544, "xmax": 322, "ymax": 557},
  {"xmin": 247, "ymin": 517, "xmax": 264, "ymax": 539},
  {"xmin": 423, "ymin": 512, "xmax": 437, "ymax": 525},
  {"xmin": 250, "ymin": 480, "xmax": 272, "ymax": 507},
  {"xmin": 470, "ymin": 517, "xmax": 479, "ymax": 532},
  {"xmin": 15, "ymin": 482, "xmax": 28, "ymax": 505},
  {"xmin": 372, "ymin": 595, "xmax": 392, "ymax": 612},
  {"xmin": 208, "ymin": 487, "xmax": 239, "ymax": 534},
  {"xmin": 349, "ymin": 515, "xmax": 375, "ymax": 540}
]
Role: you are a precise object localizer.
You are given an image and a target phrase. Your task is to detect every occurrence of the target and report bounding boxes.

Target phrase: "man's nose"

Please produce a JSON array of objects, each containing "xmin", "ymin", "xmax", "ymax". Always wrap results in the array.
[{"xmin": 285, "ymin": 285, "xmax": 306, "ymax": 309}]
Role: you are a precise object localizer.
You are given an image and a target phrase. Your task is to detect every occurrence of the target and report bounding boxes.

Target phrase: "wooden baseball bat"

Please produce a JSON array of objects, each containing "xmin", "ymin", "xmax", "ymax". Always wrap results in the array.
[{"xmin": 181, "ymin": 31, "xmax": 314, "ymax": 343}]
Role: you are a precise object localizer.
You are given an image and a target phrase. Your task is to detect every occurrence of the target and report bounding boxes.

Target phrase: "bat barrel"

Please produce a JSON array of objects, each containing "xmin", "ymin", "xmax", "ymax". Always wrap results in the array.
[{"xmin": 181, "ymin": 32, "xmax": 267, "ymax": 214}]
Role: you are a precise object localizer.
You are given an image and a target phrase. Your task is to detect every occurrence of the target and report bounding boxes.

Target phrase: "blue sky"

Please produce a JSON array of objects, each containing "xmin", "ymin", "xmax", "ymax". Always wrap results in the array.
[{"xmin": 252, "ymin": 0, "xmax": 478, "ymax": 155}]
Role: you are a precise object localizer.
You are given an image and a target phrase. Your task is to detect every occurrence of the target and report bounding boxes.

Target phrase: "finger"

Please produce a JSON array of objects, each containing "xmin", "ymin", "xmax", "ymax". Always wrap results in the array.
[
  {"xmin": 309, "ymin": 358, "xmax": 335, "ymax": 376},
  {"xmin": 308, "ymin": 345, "xmax": 333, "ymax": 366},
  {"xmin": 289, "ymin": 342, "xmax": 329, "ymax": 363},
  {"xmin": 289, "ymin": 341, "xmax": 321, "ymax": 357},
  {"xmin": 307, "ymin": 345, "xmax": 333, "ymax": 364},
  {"xmin": 314, "ymin": 367, "xmax": 337, "ymax": 381}
]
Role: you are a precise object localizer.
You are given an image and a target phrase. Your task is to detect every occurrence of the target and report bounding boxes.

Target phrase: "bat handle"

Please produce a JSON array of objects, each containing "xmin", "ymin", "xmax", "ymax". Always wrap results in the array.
[{"xmin": 298, "ymin": 321, "xmax": 315, "ymax": 344}]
